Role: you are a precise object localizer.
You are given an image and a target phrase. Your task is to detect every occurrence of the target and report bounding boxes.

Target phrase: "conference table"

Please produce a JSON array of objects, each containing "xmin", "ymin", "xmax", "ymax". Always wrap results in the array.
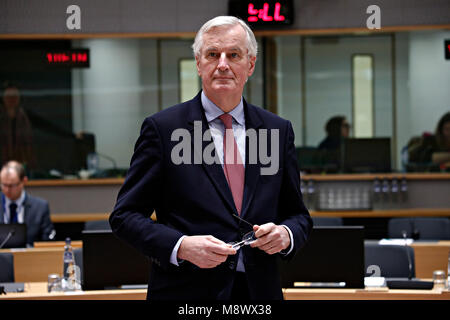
[
  {"xmin": 1, "ymin": 240, "xmax": 450, "ymax": 300},
  {"xmin": 1, "ymin": 282, "xmax": 450, "ymax": 300},
  {"xmin": 1, "ymin": 240, "xmax": 448, "ymax": 283}
]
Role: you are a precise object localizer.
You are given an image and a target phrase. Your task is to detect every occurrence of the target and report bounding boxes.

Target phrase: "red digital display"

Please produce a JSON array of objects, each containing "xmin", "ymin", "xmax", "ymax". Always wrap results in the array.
[
  {"xmin": 248, "ymin": 2, "xmax": 285, "ymax": 22},
  {"xmin": 229, "ymin": 0, "xmax": 293, "ymax": 27},
  {"xmin": 45, "ymin": 49, "xmax": 89, "ymax": 68}
]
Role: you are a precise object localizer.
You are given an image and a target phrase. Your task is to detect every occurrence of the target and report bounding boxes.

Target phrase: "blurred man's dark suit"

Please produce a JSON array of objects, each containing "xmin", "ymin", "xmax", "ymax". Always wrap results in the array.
[{"xmin": 0, "ymin": 193, "xmax": 55, "ymax": 246}]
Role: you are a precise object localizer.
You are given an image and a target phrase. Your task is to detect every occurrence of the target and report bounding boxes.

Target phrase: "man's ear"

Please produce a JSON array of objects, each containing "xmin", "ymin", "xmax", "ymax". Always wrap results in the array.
[
  {"xmin": 23, "ymin": 176, "xmax": 28, "ymax": 184},
  {"xmin": 196, "ymin": 56, "xmax": 202, "ymax": 77},
  {"xmin": 247, "ymin": 56, "xmax": 256, "ymax": 77}
]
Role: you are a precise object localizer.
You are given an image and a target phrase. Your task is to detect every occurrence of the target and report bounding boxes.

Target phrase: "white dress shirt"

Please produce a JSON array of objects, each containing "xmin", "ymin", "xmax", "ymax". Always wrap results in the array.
[{"xmin": 2, "ymin": 190, "xmax": 26, "ymax": 224}]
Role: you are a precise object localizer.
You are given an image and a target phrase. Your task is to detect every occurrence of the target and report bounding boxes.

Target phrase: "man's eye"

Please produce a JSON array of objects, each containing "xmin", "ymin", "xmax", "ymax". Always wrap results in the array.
[
  {"xmin": 231, "ymin": 53, "xmax": 239, "ymax": 58},
  {"xmin": 208, "ymin": 52, "xmax": 217, "ymax": 58}
]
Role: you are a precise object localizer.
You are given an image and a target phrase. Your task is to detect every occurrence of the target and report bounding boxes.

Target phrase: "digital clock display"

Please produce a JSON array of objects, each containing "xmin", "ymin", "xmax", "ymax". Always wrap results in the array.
[
  {"xmin": 229, "ymin": 0, "xmax": 294, "ymax": 27},
  {"xmin": 445, "ymin": 40, "xmax": 450, "ymax": 60},
  {"xmin": 45, "ymin": 49, "xmax": 90, "ymax": 68}
]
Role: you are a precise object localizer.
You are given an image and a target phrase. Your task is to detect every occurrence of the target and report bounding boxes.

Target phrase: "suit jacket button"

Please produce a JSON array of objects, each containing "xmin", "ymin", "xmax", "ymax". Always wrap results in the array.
[{"xmin": 228, "ymin": 261, "xmax": 235, "ymax": 270}]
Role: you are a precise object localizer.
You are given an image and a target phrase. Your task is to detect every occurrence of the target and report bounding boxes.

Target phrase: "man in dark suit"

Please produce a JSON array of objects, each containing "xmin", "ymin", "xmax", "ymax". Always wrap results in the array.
[
  {"xmin": 110, "ymin": 16, "xmax": 312, "ymax": 300},
  {"xmin": 0, "ymin": 161, "xmax": 55, "ymax": 246}
]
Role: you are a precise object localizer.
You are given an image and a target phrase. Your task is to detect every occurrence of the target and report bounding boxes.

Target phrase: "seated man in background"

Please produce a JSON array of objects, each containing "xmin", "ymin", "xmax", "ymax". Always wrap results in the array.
[{"xmin": 0, "ymin": 160, "xmax": 55, "ymax": 246}]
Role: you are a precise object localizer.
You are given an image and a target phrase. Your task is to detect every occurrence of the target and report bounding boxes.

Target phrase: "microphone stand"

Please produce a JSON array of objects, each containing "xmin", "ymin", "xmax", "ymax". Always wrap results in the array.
[
  {"xmin": 0, "ymin": 229, "xmax": 15, "ymax": 249},
  {"xmin": 96, "ymin": 152, "xmax": 117, "ymax": 169},
  {"xmin": 386, "ymin": 231, "xmax": 434, "ymax": 289},
  {"xmin": 402, "ymin": 230, "xmax": 413, "ymax": 280}
]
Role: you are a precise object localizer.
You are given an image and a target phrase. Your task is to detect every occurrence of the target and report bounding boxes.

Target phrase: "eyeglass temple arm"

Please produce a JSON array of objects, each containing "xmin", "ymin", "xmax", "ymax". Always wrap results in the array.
[{"xmin": 232, "ymin": 214, "xmax": 254, "ymax": 228}]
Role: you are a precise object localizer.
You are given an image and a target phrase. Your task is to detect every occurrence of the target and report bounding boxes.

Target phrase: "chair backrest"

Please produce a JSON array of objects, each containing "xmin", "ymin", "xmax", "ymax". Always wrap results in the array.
[
  {"xmin": 83, "ymin": 220, "xmax": 111, "ymax": 231},
  {"xmin": 364, "ymin": 242, "xmax": 415, "ymax": 278},
  {"xmin": 413, "ymin": 218, "xmax": 450, "ymax": 240},
  {"xmin": 388, "ymin": 218, "xmax": 414, "ymax": 238},
  {"xmin": 312, "ymin": 217, "xmax": 344, "ymax": 227},
  {"xmin": 388, "ymin": 217, "xmax": 450, "ymax": 240},
  {"xmin": 0, "ymin": 252, "xmax": 15, "ymax": 282}
]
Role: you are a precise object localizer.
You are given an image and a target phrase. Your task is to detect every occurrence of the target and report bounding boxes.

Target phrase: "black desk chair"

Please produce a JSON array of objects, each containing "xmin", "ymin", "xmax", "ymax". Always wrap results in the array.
[
  {"xmin": 364, "ymin": 242, "xmax": 415, "ymax": 278},
  {"xmin": 388, "ymin": 217, "xmax": 450, "ymax": 240},
  {"xmin": 0, "ymin": 253, "xmax": 15, "ymax": 282}
]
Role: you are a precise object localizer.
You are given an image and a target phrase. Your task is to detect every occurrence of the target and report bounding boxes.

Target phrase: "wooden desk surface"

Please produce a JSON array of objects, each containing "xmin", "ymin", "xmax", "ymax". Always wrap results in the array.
[
  {"xmin": 2, "ymin": 241, "xmax": 449, "ymax": 283},
  {"xmin": 0, "ymin": 248, "xmax": 65, "ymax": 282},
  {"xmin": 48, "ymin": 208, "xmax": 450, "ymax": 223},
  {"xmin": 411, "ymin": 241, "xmax": 450, "ymax": 278},
  {"xmin": 25, "ymin": 173, "xmax": 450, "ymax": 187},
  {"xmin": 283, "ymin": 287, "xmax": 450, "ymax": 300},
  {"xmin": 0, "ymin": 282, "xmax": 147, "ymax": 300},
  {"xmin": 310, "ymin": 208, "xmax": 450, "ymax": 218},
  {"xmin": 1, "ymin": 282, "xmax": 449, "ymax": 300}
]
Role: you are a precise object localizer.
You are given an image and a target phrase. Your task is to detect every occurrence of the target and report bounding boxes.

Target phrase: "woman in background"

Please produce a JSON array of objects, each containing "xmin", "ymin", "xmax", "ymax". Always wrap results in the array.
[
  {"xmin": 408, "ymin": 112, "xmax": 450, "ymax": 165},
  {"xmin": 318, "ymin": 115, "xmax": 350, "ymax": 150}
]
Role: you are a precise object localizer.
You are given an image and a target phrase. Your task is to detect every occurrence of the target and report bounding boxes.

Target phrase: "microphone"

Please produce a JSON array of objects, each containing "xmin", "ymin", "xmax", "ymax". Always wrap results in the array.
[
  {"xmin": 0, "ymin": 229, "xmax": 15, "ymax": 249},
  {"xmin": 386, "ymin": 231, "xmax": 434, "ymax": 289},
  {"xmin": 96, "ymin": 152, "xmax": 117, "ymax": 169},
  {"xmin": 402, "ymin": 230, "xmax": 413, "ymax": 280},
  {"xmin": 412, "ymin": 229, "xmax": 421, "ymax": 240}
]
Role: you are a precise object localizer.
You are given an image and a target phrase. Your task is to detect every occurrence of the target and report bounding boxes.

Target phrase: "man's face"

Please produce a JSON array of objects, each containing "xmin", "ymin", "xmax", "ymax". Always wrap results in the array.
[
  {"xmin": 0, "ymin": 169, "xmax": 25, "ymax": 201},
  {"xmin": 196, "ymin": 25, "xmax": 256, "ymax": 104},
  {"xmin": 341, "ymin": 120, "xmax": 350, "ymax": 138}
]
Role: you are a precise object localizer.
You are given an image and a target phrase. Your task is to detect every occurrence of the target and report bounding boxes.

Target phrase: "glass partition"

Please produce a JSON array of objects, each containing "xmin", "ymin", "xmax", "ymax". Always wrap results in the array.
[{"xmin": 1, "ymin": 29, "xmax": 449, "ymax": 179}]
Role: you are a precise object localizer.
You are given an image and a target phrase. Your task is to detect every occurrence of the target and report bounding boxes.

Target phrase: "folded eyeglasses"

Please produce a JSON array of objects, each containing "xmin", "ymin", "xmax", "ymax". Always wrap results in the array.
[{"xmin": 228, "ymin": 214, "xmax": 257, "ymax": 250}]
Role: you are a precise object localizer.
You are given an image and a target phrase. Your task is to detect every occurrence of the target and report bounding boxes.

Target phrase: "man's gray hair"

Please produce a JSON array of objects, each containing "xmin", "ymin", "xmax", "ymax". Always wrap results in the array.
[
  {"xmin": 192, "ymin": 16, "xmax": 258, "ymax": 59},
  {"xmin": 1, "ymin": 160, "xmax": 26, "ymax": 180}
]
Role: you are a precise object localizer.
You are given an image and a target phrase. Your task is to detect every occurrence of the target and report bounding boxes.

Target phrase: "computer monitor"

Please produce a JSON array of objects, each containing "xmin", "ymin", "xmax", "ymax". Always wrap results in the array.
[
  {"xmin": 341, "ymin": 138, "xmax": 391, "ymax": 173},
  {"xmin": 0, "ymin": 224, "xmax": 27, "ymax": 249},
  {"xmin": 82, "ymin": 230, "xmax": 151, "ymax": 290},
  {"xmin": 278, "ymin": 226, "xmax": 365, "ymax": 288}
]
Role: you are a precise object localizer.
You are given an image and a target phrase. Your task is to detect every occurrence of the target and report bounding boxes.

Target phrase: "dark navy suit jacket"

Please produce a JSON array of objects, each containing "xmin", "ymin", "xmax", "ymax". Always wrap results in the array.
[
  {"xmin": 109, "ymin": 92, "xmax": 312, "ymax": 300},
  {"xmin": 0, "ymin": 192, "xmax": 55, "ymax": 246}
]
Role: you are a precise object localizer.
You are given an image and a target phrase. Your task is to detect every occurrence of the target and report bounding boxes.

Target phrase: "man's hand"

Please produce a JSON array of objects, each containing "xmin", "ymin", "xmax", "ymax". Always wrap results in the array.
[
  {"xmin": 250, "ymin": 223, "xmax": 290, "ymax": 255},
  {"xmin": 177, "ymin": 235, "xmax": 236, "ymax": 269}
]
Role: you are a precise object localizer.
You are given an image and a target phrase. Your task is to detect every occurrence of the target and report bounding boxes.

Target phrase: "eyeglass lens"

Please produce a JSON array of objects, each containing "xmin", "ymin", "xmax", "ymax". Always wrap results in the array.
[{"xmin": 230, "ymin": 231, "xmax": 257, "ymax": 250}]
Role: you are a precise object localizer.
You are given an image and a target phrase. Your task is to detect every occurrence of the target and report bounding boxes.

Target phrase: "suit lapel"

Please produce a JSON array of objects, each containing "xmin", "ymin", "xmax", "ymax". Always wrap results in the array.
[
  {"xmin": 186, "ymin": 93, "xmax": 238, "ymax": 216},
  {"xmin": 241, "ymin": 100, "xmax": 263, "ymax": 219},
  {"xmin": 0, "ymin": 194, "xmax": 4, "ymax": 224},
  {"xmin": 23, "ymin": 194, "xmax": 31, "ymax": 226}
]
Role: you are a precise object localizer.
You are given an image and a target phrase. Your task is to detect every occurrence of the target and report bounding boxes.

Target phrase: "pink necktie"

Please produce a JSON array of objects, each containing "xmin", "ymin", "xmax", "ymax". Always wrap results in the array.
[{"xmin": 219, "ymin": 113, "xmax": 245, "ymax": 215}]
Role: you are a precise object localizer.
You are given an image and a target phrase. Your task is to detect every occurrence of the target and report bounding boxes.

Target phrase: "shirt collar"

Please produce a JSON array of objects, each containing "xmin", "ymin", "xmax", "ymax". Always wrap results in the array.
[
  {"xmin": 201, "ymin": 91, "xmax": 245, "ymax": 126},
  {"xmin": 4, "ymin": 190, "xmax": 26, "ymax": 207}
]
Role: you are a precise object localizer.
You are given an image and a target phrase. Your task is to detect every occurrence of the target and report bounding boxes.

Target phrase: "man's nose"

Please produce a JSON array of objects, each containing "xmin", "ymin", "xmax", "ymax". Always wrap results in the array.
[{"xmin": 217, "ymin": 53, "xmax": 229, "ymax": 71}]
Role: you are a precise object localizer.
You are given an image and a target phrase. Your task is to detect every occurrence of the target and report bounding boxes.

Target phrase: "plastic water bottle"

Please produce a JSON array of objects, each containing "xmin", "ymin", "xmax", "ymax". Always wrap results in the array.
[
  {"xmin": 87, "ymin": 152, "xmax": 99, "ymax": 172},
  {"xmin": 447, "ymin": 251, "xmax": 450, "ymax": 290},
  {"xmin": 401, "ymin": 146, "xmax": 409, "ymax": 172},
  {"xmin": 62, "ymin": 237, "xmax": 81, "ymax": 291}
]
